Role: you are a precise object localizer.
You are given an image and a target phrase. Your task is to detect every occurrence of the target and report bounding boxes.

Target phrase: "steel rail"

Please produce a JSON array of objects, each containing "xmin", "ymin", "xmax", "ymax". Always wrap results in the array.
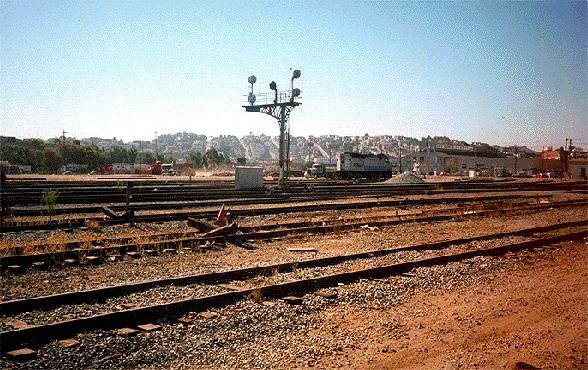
[
  {"xmin": 1, "ymin": 193, "xmax": 561, "ymax": 232},
  {"xmin": 2, "ymin": 219, "xmax": 585, "ymax": 315},
  {"xmin": 0, "ymin": 228, "xmax": 585, "ymax": 352},
  {"xmin": 1, "ymin": 199, "xmax": 585, "ymax": 270},
  {"xmin": 3, "ymin": 180, "xmax": 585, "ymax": 206},
  {"xmin": 0, "ymin": 200, "xmax": 588, "ymax": 269},
  {"xmin": 4, "ymin": 196, "xmax": 554, "ymax": 254}
]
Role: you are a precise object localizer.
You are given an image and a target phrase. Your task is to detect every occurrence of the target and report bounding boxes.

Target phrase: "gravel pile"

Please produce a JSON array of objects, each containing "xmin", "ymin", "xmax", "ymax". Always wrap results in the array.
[{"xmin": 384, "ymin": 172, "xmax": 425, "ymax": 184}]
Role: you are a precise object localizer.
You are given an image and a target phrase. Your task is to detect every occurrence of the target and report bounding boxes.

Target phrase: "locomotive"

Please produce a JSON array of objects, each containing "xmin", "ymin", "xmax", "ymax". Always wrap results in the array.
[
  {"xmin": 306, "ymin": 152, "xmax": 393, "ymax": 179},
  {"xmin": 336, "ymin": 152, "xmax": 393, "ymax": 179}
]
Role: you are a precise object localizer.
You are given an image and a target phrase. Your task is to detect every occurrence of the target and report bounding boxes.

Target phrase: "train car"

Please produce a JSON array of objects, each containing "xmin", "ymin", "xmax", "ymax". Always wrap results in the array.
[
  {"xmin": 305, "ymin": 162, "xmax": 337, "ymax": 178},
  {"xmin": 335, "ymin": 152, "xmax": 393, "ymax": 179},
  {"xmin": 148, "ymin": 161, "xmax": 162, "ymax": 175},
  {"xmin": 161, "ymin": 163, "xmax": 176, "ymax": 176}
]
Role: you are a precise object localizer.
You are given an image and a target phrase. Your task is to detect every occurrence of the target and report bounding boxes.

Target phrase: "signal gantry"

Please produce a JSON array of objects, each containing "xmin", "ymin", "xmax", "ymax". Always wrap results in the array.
[{"xmin": 243, "ymin": 70, "xmax": 302, "ymax": 185}]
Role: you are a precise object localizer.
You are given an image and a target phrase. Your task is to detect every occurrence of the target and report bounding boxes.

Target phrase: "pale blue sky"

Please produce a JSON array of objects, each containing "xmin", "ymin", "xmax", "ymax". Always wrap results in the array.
[{"xmin": 1, "ymin": 1, "xmax": 586, "ymax": 149}]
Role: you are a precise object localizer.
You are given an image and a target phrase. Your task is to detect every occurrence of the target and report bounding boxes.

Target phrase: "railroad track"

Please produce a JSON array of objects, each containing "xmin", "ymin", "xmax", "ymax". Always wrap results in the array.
[
  {"xmin": 3, "ymin": 180, "xmax": 585, "ymax": 206},
  {"xmin": 7, "ymin": 188, "xmax": 555, "ymax": 218},
  {"xmin": 1, "ymin": 193, "xmax": 561, "ymax": 232},
  {"xmin": 3, "ymin": 196, "xmax": 555, "ymax": 252},
  {"xmin": 0, "ymin": 221, "xmax": 585, "ymax": 352},
  {"xmin": 2, "ymin": 198, "xmax": 584, "ymax": 271}
]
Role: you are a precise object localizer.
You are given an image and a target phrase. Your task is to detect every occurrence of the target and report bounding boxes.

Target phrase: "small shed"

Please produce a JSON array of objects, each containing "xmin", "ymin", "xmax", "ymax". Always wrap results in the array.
[{"xmin": 235, "ymin": 166, "xmax": 264, "ymax": 190}]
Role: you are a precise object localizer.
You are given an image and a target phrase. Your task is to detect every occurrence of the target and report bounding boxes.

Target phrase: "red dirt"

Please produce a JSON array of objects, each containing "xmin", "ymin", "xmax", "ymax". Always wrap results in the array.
[{"xmin": 312, "ymin": 241, "xmax": 588, "ymax": 369}]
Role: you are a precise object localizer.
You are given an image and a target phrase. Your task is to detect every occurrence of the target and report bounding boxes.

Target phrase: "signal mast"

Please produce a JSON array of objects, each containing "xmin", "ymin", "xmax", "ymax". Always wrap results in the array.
[{"xmin": 243, "ymin": 70, "xmax": 302, "ymax": 185}]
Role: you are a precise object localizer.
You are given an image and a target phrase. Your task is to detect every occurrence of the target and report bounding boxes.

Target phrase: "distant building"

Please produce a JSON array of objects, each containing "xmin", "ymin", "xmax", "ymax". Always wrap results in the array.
[
  {"xmin": 570, "ymin": 158, "xmax": 588, "ymax": 180},
  {"xmin": 0, "ymin": 161, "xmax": 32, "ymax": 174},
  {"xmin": 112, "ymin": 163, "xmax": 134, "ymax": 173},
  {"xmin": 411, "ymin": 151, "xmax": 535, "ymax": 175},
  {"xmin": 541, "ymin": 150, "xmax": 560, "ymax": 160},
  {"xmin": 60, "ymin": 164, "xmax": 89, "ymax": 173}
]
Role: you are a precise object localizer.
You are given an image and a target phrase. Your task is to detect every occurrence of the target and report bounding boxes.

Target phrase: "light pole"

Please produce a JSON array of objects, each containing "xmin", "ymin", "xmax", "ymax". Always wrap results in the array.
[
  {"xmin": 398, "ymin": 144, "xmax": 403, "ymax": 173},
  {"xmin": 154, "ymin": 131, "xmax": 159, "ymax": 162},
  {"xmin": 514, "ymin": 146, "xmax": 519, "ymax": 174}
]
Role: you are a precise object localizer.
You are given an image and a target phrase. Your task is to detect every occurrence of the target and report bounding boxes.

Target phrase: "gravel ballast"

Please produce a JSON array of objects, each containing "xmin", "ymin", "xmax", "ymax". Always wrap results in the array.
[{"xmin": 2, "ymin": 240, "xmax": 585, "ymax": 369}]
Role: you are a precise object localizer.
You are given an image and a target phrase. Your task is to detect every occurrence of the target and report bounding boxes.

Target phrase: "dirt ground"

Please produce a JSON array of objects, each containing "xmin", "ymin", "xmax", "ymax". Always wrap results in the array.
[{"xmin": 309, "ymin": 241, "xmax": 588, "ymax": 369}]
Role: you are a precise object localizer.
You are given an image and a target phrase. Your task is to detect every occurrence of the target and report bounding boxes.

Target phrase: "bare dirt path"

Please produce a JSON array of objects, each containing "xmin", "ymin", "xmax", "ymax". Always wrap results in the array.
[{"xmin": 311, "ymin": 241, "xmax": 588, "ymax": 369}]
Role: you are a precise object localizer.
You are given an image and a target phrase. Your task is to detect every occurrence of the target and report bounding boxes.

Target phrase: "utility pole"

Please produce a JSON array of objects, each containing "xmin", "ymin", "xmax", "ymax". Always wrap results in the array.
[
  {"xmin": 138, "ymin": 141, "xmax": 142, "ymax": 174},
  {"xmin": 561, "ymin": 138, "xmax": 574, "ymax": 178},
  {"xmin": 425, "ymin": 140, "xmax": 429, "ymax": 174},
  {"xmin": 154, "ymin": 131, "xmax": 159, "ymax": 161},
  {"xmin": 398, "ymin": 144, "xmax": 403, "ymax": 173},
  {"xmin": 0, "ymin": 170, "xmax": 5, "ymax": 236},
  {"xmin": 514, "ymin": 146, "xmax": 518, "ymax": 174}
]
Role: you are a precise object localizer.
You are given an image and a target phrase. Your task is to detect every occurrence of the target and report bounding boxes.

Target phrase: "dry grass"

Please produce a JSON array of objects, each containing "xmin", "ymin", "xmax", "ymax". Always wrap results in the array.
[
  {"xmin": 248, "ymin": 289, "xmax": 263, "ymax": 303},
  {"xmin": 0, "ymin": 231, "xmax": 81, "ymax": 256},
  {"xmin": 0, "ymin": 225, "xmax": 190, "ymax": 257},
  {"xmin": 0, "ymin": 236, "xmax": 18, "ymax": 256},
  {"xmin": 85, "ymin": 219, "xmax": 100, "ymax": 230}
]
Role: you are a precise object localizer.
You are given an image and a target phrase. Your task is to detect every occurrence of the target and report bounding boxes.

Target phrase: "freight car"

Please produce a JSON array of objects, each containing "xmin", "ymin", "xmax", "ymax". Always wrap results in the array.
[{"xmin": 335, "ymin": 152, "xmax": 393, "ymax": 179}]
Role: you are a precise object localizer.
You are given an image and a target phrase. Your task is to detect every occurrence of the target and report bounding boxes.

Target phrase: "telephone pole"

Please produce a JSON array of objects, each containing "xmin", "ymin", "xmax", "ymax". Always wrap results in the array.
[
  {"xmin": 398, "ymin": 144, "xmax": 403, "ymax": 173},
  {"xmin": 154, "ymin": 131, "xmax": 159, "ymax": 161}
]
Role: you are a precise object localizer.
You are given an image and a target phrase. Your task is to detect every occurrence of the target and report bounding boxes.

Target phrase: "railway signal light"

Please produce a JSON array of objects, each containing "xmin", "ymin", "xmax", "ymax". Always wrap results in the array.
[{"xmin": 242, "ymin": 70, "xmax": 302, "ymax": 185}]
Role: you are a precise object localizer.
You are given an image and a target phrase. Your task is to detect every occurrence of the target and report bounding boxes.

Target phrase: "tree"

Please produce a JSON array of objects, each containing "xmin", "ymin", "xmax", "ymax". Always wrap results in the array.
[
  {"xmin": 42, "ymin": 148, "xmax": 61, "ymax": 171},
  {"xmin": 41, "ymin": 189, "xmax": 59, "ymax": 222},
  {"xmin": 106, "ymin": 147, "xmax": 129, "ymax": 164},
  {"xmin": 128, "ymin": 147, "xmax": 138, "ymax": 163},
  {"xmin": 205, "ymin": 148, "xmax": 219, "ymax": 165},
  {"xmin": 83, "ymin": 145, "xmax": 106, "ymax": 169},
  {"xmin": 203, "ymin": 148, "xmax": 231, "ymax": 168},
  {"xmin": 61, "ymin": 143, "xmax": 86, "ymax": 165},
  {"xmin": 138, "ymin": 151, "xmax": 156, "ymax": 164},
  {"xmin": 236, "ymin": 157, "xmax": 247, "ymax": 166},
  {"xmin": 188, "ymin": 151, "xmax": 204, "ymax": 168}
]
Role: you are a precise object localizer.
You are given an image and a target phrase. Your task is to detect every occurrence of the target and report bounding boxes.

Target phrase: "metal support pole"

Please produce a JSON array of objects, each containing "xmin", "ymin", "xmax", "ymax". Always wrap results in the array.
[
  {"xmin": 126, "ymin": 181, "xmax": 133, "ymax": 220},
  {"xmin": 278, "ymin": 108, "xmax": 287, "ymax": 185},
  {"xmin": 514, "ymin": 146, "xmax": 518, "ymax": 174},
  {"xmin": 286, "ymin": 126, "xmax": 291, "ymax": 176},
  {"xmin": 0, "ymin": 170, "xmax": 5, "ymax": 236},
  {"xmin": 399, "ymin": 145, "xmax": 403, "ymax": 173},
  {"xmin": 155, "ymin": 132, "xmax": 159, "ymax": 162}
]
